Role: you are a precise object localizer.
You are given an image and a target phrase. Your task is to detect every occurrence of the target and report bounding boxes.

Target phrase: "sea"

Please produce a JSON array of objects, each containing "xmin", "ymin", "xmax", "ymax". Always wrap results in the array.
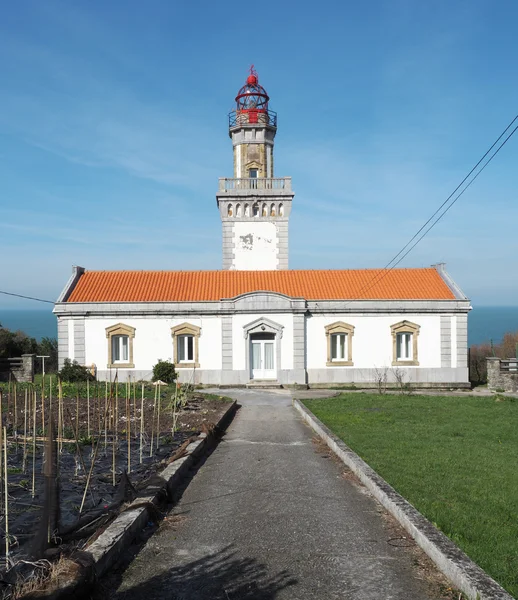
[{"xmin": 1, "ymin": 306, "xmax": 518, "ymax": 346}]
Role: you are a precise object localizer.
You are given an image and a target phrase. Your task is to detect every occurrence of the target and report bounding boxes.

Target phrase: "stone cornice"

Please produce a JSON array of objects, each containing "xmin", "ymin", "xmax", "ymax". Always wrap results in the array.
[{"xmin": 53, "ymin": 297, "xmax": 471, "ymax": 317}]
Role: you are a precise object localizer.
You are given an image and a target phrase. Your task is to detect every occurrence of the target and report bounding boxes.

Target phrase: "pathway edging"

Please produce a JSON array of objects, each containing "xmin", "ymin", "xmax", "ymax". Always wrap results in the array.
[
  {"xmin": 88, "ymin": 399, "xmax": 238, "ymax": 579},
  {"xmin": 293, "ymin": 398, "xmax": 513, "ymax": 600},
  {"xmin": 30, "ymin": 400, "xmax": 238, "ymax": 598}
]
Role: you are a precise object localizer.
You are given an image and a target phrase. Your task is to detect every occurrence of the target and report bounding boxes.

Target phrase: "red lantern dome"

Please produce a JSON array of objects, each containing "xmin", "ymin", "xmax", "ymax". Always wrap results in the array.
[
  {"xmin": 229, "ymin": 66, "xmax": 277, "ymax": 129},
  {"xmin": 235, "ymin": 65, "xmax": 270, "ymax": 110}
]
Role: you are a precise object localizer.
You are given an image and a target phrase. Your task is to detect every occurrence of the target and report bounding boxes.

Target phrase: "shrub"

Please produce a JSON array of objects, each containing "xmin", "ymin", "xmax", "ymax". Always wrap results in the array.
[
  {"xmin": 469, "ymin": 342, "xmax": 492, "ymax": 385},
  {"xmin": 152, "ymin": 359, "xmax": 177, "ymax": 384},
  {"xmin": 59, "ymin": 359, "xmax": 95, "ymax": 382}
]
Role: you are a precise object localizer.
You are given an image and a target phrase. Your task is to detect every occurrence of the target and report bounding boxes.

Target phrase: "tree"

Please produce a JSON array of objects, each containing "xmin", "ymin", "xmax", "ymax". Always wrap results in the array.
[
  {"xmin": 498, "ymin": 331, "xmax": 518, "ymax": 359},
  {"xmin": 469, "ymin": 342, "xmax": 492, "ymax": 385},
  {"xmin": 37, "ymin": 337, "xmax": 58, "ymax": 373},
  {"xmin": 0, "ymin": 324, "xmax": 38, "ymax": 359}
]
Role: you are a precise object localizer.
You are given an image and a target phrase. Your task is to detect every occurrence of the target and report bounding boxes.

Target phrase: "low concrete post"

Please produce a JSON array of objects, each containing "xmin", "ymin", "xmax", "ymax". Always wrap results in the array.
[
  {"xmin": 486, "ymin": 357, "xmax": 500, "ymax": 391},
  {"xmin": 487, "ymin": 356, "xmax": 518, "ymax": 392},
  {"xmin": 21, "ymin": 354, "xmax": 35, "ymax": 383}
]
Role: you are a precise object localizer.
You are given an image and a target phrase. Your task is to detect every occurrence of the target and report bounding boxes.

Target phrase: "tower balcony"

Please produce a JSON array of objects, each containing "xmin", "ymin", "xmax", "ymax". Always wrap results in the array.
[
  {"xmin": 228, "ymin": 109, "xmax": 277, "ymax": 129},
  {"xmin": 218, "ymin": 177, "xmax": 292, "ymax": 194}
]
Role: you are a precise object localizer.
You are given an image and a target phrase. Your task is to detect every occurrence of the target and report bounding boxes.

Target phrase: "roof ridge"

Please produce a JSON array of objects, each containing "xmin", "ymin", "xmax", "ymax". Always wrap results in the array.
[{"xmin": 80, "ymin": 267, "xmax": 438, "ymax": 274}]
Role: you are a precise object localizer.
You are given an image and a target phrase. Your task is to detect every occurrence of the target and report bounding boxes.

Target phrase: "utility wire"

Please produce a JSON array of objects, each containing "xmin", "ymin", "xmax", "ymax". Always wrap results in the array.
[
  {"xmin": 382, "ymin": 122, "xmax": 518, "ymax": 271},
  {"xmin": 345, "ymin": 114, "xmax": 518, "ymax": 304},
  {"xmin": 0, "ymin": 290, "xmax": 55, "ymax": 305},
  {"xmin": 1, "ymin": 117, "xmax": 517, "ymax": 309}
]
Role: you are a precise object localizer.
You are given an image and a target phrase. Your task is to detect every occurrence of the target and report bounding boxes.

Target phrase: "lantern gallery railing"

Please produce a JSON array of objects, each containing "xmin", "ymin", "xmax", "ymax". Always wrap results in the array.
[
  {"xmin": 219, "ymin": 177, "xmax": 292, "ymax": 192},
  {"xmin": 228, "ymin": 109, "xmax": 277, "ymax": 128}
]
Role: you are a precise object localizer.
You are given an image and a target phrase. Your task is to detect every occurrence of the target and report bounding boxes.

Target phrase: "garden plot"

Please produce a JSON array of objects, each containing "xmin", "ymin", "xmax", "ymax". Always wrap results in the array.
[{"xmin": 0, "ymin": 380, "xmax": 231, "ymax": 574}]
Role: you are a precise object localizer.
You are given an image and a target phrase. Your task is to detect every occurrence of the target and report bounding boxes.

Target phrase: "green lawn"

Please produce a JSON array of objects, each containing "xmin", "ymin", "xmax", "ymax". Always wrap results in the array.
[{"xmin": 303, "ymin": 393, "xmax": 518, "ymax": 597}]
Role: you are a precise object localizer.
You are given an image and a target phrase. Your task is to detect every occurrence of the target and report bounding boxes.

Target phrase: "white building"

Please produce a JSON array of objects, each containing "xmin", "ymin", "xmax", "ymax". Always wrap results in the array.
[{"xmin": 54, "ymin": 68, "xmax": 471, "ymax": 388}]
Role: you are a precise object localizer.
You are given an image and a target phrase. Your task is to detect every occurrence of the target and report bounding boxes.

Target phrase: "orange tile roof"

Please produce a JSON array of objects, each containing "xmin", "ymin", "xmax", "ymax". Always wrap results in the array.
[{"xmin": 65, "ymin": 268, "xmax": 456, "ymax": 303}]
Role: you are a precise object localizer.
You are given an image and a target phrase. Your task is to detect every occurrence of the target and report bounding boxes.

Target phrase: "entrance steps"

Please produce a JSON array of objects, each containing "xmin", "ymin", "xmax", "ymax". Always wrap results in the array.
[{"xmin": 246, "ymin": 380, "xmax": 283, "ymax": 389}]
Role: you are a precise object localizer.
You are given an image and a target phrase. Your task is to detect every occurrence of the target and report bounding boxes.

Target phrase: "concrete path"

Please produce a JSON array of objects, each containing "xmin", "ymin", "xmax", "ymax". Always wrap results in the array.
[{"xmin": 102, "ymin": 390, "xmax": 446, "ymax": 599}]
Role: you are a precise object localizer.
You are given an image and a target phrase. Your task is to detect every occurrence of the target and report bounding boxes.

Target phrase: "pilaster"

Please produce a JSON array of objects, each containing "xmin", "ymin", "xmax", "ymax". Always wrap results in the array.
[
  {"xmin": 222, "ymin": 316, "xmax": 233, "ymax": 370},
  {"xmin": 440, "ymin": 316, "xmax": 451, "ymax": 368}
]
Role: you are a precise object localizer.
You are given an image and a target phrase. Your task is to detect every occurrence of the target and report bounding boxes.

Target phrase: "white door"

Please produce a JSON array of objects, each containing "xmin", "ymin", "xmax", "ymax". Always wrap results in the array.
[{"xmin": 251, "ymin": 334, "xmax": 276, "ymax": 379}]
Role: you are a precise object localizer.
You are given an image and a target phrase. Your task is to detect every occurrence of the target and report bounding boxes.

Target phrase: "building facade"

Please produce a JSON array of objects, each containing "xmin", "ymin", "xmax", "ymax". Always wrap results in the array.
[{"xmin": 54, "ymin": 68, "xmax": 471, "ymax": 388}]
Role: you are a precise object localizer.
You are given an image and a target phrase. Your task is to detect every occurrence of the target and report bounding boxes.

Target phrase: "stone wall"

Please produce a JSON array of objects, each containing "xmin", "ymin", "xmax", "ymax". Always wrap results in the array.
[
  {"xmin": 487, "ymin": 357, "xmax": 518, "ymax": 392},
  {"xmin": 0, "ymin": 354, "xmax": 35, "ymax": 383}
]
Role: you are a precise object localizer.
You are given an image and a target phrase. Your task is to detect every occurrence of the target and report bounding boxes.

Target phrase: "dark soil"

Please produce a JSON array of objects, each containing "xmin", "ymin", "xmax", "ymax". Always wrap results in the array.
[{"xmin": 0, "ymin": 389, "xmax": 231, "ymax": 565}]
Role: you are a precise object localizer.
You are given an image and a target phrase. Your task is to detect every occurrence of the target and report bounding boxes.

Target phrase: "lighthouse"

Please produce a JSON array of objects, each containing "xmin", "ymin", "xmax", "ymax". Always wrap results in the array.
[{"xmin": 216, "ymin": 67, "xmax": 294, "ymax": 270}]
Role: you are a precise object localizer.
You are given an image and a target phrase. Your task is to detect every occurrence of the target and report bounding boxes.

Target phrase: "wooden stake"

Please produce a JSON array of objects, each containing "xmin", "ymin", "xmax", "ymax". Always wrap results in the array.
[
  {"xmin": 75, "ymin": 391, "xmax": 79, "ymax": 440},
  {"xmin": 7, "ymin": 375, "xmax": 11, "ymax": 425},
  {"xmin": 115, "ymin": 380, "xmax": 119, "ymax": 442},
  {"xmin": 112, "ymin": 396, "xmax": 116, "ymax": 487},
  {"xmin": 139, "ymin": 383, "xmax": 144, "ymax": 464},
  {"xmin": 172, "ymin": 383, "xmax": 180, "ymax": 437},
  {"xmin": 41, "ymin": 375, "xmax": 45, "ymax": 440},
  {"xmin": 65, "ymin": 408, "xmax": 92, "ymax": 507},
  {"xmin": 156, "ymin": 382, "xmax": 161, "ymax": 450},
  {"xmin": 133, "ymin": 379, "xmax": 137, "ymax": 426},
  {"xmin": 4, "ymin": 427, "xmax": 8, "ymax": 567},
  {"xmin": 13, "ymin": 383, "xmax": 18, "ymax": 443},
  {"xmin": 112, "ymin": 374, "xmax": 118, "ymax": 487},
  {"xmin": 79, "ymin": 397, "xmax": 111, "ymax": 514},
  {"xmin": 31, "ymin": 391, "xmax": 37, "ymax": 498},
  {"xmin": 0, "ymin": 417, "xmax": 3, "ymax": 516},
  {"xmin": 97, "ymin": 382, "xmax": 101, "ymax": 438},
  {"xmin": 87, "ymin": 378, "xmax": 90, "ymax": 438},
  {"xmin": 49, "ymin": 376, "xmax": 53, "ymax": 444},
  {"xmin": 23, "ymin": 389, "xmax": 28, "ymax": 474},
  {"xmin": 57, "ymin": 380, "xmax": 63, "ymax": 454},
  {"xmin": 104, "ymin": 381, "xmax": 108, "ymax": 453},
  {"xmin": 150, "ymin": 384, "xmax": 157, "ymax": 457},
  {"xmin": 126, "ymin": 389, "xmax": 131, "ymax": 474}
]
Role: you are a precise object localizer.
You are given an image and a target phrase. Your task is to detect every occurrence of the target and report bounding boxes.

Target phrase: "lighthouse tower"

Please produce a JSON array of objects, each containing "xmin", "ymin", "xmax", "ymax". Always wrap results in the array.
[{"xmin": 216, "ymin": 67, "xmax": 294, "ymax": 270}]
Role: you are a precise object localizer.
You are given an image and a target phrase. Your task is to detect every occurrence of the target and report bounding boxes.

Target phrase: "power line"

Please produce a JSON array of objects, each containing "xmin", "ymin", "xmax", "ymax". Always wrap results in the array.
[
  {"xmin": 383, "ymin": 115, "xmax": 518, "ymax": 271},
  {"xmin": 0, "ymin": 290, "xmax": 55, "ymax": 305},
  {"xmin": 344, "ymin": 113, "xmax": 518, "ymax": 304},
  {"xmin": 383, "ymin": 122, "xmax": 518, "ymax": 270},
  {"xmin": 1, "ymin": 116, "xmax": 517, "ymax": 310}
]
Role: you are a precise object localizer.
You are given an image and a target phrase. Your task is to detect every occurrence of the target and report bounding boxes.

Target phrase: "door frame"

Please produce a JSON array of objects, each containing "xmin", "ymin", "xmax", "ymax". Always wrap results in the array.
[
  {"xmin": 243, "ymin": 317, "xmax": 284, "ymax": 381},
  {"xmin": 250, "ymin": 334, "xmax": 276, "ymax": 380}
]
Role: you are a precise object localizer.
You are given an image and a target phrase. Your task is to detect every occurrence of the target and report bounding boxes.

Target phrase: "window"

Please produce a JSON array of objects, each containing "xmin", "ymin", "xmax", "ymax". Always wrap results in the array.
[
  {"xmin": 396, "ymin": 333, "xmax": 412, "ymax": 360},
  {"xmin": 227, "ymin": 203, "xmax": 233, "ymax": 217},
  {"xmin": 252, "ymin": 203, "xmax": 259, "ymax": 217},
  {"xmin": 391, "ymin": 321, "xmax": 420, "ymax": 365},
  {"xmin": 331, "ymin": 333, "xmax": 347, "ymax": 361},
  {"xmin": 106, "ymin": 323, "xmax": 135, "ymax": 368},
  {"xmin": 262, "ymin": 203, "xmax": 267, "ymax": 217},
  {"xmin": 279, "ymin": 203, "xmax": 284, "ymax": 216},
  {"xmin": 270, "ymin": 203, "xmax": 276, "ymax": 216},
  {"xmin": 249, "ymin": 169, "xmax": 258, "ymax": 189},
  {"xmin": 244, "ymin": 203, "xmax": 250, "ymax": 217},
  {"xmin": 236, "ymin": 203, "xmax": 242, "ymax": 217},
  {"xmin": 325, "ymin": 322, "xmax": 354, "ymax": 366},
  {"xmin": 112, "ymin": 335, "xmax": 129, "ymax": 362},
  {"xmin": 177, "ymin": 334, "xmax": 194, "ymax": 362},
  {"xmin": 171, "ymin": 323, "xmax": 201, "ymax": 368}
]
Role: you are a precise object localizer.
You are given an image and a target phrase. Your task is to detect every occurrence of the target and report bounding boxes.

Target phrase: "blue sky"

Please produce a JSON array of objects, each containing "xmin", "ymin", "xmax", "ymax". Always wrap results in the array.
[{"xmin": 0, "ymin": 0, "xmax": 517, "ymax": 308}]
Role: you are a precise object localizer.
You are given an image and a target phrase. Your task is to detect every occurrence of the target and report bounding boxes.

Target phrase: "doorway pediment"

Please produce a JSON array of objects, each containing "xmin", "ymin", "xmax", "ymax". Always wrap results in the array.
[{"xmin": 243, "ymin": 317, "xmax": 284, "ymax": 339}]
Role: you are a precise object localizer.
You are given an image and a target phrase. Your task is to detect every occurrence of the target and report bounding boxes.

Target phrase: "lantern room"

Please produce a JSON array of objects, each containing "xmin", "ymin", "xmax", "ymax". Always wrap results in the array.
[{"xmin": 229, "ymin": 66, "xmax": 277, "ymax": 128}]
